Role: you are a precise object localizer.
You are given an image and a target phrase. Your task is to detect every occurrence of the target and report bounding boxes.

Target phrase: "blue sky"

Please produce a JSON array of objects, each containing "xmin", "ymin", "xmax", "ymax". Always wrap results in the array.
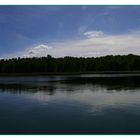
[{"xmin": 1, "ymin": 6, "xmax": 140, "ymax": 58}]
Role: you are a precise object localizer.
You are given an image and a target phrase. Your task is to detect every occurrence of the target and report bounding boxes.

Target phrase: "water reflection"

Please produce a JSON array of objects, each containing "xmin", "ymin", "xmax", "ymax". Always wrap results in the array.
[
  {"xmin": 0, "ymin": 74, "xmax": 140, "ymax": 134},
  {"xmin": 0, "ymin": 75, "xmax": 140, "ymax": 110},
  {"xmin": 0, "ymin": 75, "xmax": 140, "ymax": 94}
]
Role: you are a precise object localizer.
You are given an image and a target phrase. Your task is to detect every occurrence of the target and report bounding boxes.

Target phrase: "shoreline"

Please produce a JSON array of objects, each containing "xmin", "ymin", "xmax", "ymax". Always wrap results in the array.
[{"xmin": 0, "ymin": 71, "xmax": 140, "ymax": 76}]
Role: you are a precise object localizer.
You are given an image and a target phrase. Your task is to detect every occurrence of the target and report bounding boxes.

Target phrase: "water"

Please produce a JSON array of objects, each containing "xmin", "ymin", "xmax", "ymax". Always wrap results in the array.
[{"xmin": 0, "ymin": 74, "xmax": 140, "ymax": 134}]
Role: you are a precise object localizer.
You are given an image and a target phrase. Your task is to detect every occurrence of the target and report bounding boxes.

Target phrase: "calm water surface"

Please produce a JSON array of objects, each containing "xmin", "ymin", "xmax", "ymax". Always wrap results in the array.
[{"xmin": 0, "ymin": 74, "xmax": 140, "ymax": 134}]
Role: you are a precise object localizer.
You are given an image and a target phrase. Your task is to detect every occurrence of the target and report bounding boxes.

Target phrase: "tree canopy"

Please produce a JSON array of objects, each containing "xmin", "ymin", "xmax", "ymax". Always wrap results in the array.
[{"xmin": 0, "ymin": 54, "xmax": 140, "ymax": 74}]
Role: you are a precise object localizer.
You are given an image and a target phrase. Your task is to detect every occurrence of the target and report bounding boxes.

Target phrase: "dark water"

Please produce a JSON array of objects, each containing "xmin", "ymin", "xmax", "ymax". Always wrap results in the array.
[{"xmin": 0, "ymin": 74, "xmax": 140, "ymax": 134}]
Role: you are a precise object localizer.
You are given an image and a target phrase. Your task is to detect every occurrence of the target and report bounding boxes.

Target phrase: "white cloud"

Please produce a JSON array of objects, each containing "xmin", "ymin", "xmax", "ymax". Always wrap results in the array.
[
  {"xmin": 21, "ymin": 30, "xmax": 140, "ymax": 58},
  {"xmin": 83, "ymin": 30, "xmax": 105, "ymax": 38},
  {"xmin": 23, "ymin": 44, "xmax": 52, "ymax": 57}
]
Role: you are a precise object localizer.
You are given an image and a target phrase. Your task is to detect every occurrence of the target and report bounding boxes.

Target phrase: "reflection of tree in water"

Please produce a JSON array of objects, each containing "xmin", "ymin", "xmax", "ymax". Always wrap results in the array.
[
  {"xmin": 0, "ymin": 83, "xmax": 56, "ymax": 95},
  {"xmin": 0, "ymin": 76, "xmax": 140, "ymax": 95},
  {"xmin": 60, "ymin": 76, "xmax": 140, "ymax": 91}
]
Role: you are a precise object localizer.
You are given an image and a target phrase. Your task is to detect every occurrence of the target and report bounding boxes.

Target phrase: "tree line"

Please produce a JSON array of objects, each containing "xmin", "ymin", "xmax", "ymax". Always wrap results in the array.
[{"xmin": 0, "ymin": 54, "xmax": 140, "ymax": 74}]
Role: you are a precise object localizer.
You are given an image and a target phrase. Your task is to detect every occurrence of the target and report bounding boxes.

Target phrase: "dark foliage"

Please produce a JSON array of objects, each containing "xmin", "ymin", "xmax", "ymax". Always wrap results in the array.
[{"xmin": 0, "ymin": 54, "xmax": 140, "ymax": 74}]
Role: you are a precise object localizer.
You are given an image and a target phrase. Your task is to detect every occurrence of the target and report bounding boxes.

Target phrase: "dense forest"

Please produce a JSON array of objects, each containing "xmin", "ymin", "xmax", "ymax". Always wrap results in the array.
[{"xmin": 0, "ymin": 54, "xmax": 140, "ymax": 74}]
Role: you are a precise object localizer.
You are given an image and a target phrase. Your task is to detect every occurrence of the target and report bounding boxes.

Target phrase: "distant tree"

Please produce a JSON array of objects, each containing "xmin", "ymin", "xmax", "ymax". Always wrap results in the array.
[{"xmin": 0, "ymin": 54, "xmax": 140, "ymax": 74}]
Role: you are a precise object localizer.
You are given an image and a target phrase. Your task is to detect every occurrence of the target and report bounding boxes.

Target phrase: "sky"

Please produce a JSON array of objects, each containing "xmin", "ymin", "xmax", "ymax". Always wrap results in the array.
[{"xmin": 1, "ymin": 6, "xmax": 140, "ymax": 58}]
